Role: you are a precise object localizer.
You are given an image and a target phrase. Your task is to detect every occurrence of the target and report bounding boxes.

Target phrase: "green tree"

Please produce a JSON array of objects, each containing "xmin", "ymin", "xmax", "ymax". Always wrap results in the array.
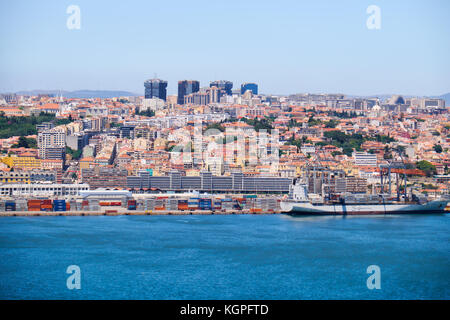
[
  {"xmin": 416, "ymin": 160, "xmax": 436, "ymax": 177},
  {"xmin": 285, "ymin": 138, "xmax": 302, "ymax": 150},
  {"xmin": 240, "ymin": 117, "xmax": 273, "ymax": 132},
  {"xmin": 204, "ymin": 123, "xmax": 225, "ymax": 133},
  {"xmin": 66, "ymin": 147, "xmax": 82, "ymax": 160},
  {"xmin": 324, "ymin": 119, "xmax": 338, "ymax": 128},
  {"xmin": 11, "ymin": 136, "xmax": 37, "ymax": 149},
  {"xmin": 0, "ymin": 112, "xmax": 57, "ymax": 138},
  {"xmin": 323, "ymin": 130, "xmax": 367, "ymax": 156},
  {"xmin": 433, "ymin": 144, "xmax": 443, "ymax": 153},
  {"xmin": 307, "ymin": 116, "xmax": 321, "ymax": 126},
  {"xmin": 136, "ymin": 109, "xmax": 155, "ymax": 117},
  {"xmin": 54, "ymin": 115, "xmax": 74, "ymax": 126}
]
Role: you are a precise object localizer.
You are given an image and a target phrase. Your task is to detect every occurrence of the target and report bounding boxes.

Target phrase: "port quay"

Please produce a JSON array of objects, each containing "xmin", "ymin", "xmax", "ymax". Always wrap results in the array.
[{"xmin": 0, "ymin": 186, "xmax": 283, "ymax": 217}]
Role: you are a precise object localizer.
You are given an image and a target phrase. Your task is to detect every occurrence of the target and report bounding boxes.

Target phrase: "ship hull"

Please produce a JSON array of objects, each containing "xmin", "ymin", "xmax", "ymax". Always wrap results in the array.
[{"xmin": 280, "ymin": 200, "xmax": 448, "ymax": 216}]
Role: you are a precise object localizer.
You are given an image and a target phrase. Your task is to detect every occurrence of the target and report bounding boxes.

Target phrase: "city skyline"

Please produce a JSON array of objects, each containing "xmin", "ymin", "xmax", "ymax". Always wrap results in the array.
[
  {"xmin": 1, "ymin": 1, "xmax": 449, "ymax": 304},
  {"xmin": 1, "ymin": 0, "xmax": 449, "ymax": 96}
]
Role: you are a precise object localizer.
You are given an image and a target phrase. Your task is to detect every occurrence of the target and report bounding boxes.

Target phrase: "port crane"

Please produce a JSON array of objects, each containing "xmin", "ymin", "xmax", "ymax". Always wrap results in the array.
[{"xmin": 379, "ymin": 147, "xmax": 408, "ymax": 201}]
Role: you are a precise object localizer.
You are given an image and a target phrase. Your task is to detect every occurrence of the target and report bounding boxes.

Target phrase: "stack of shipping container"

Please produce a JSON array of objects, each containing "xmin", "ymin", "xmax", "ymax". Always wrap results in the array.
[
  {"xmin": 53, "ymin": 200, "xmax": 67, "ymax": 212},
  {"xmin": 0, "ymin": 195, "xmax": 281, "ymax": 214},
  {"xmin": 127, "ymin": 200, "xmax": 137, "ymax": 210},
  {"xmin": 27, "ymin": 200, "xmax": 41, "ymax": 211},
  {"xmin": 16, "ymin": 199, "xmax": 27, "ymax": 212},
  {"xmin": 5, "ymin": 201, "xmax": 16, "ymax": 211}
]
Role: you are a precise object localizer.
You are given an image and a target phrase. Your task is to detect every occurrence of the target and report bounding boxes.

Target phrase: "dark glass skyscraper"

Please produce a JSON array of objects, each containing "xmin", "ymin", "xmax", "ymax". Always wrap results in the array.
[
  {"xmin": 210, "ymin": 80, "xmax": 233, "ymax": 95},
  {"xmin": 177, "ymin": 80, "xmax": 200, "ymax": 105},
  {"xmin": 144, "ymin": 79, "xmax": 168, "ymax": 101},
  {"xmin": 241, "ymin": 83, "xmax": 258, "ymax": 95}
]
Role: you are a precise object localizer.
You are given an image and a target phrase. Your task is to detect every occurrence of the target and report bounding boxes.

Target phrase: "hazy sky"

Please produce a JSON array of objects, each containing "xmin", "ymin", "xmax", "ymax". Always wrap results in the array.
[{"xmin": 1, "ymin": 0, "xmax": 449, "ymax": 96}]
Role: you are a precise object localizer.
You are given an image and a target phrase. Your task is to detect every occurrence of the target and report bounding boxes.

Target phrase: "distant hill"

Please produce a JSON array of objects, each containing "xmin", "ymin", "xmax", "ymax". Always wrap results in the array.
[
  {"xmin": 437, "ymin": 93, "xmax": 450, "ymax": 106},
  {"xmin": 13, "ymin": 90, "xmax": 140, "ymax": 99}
]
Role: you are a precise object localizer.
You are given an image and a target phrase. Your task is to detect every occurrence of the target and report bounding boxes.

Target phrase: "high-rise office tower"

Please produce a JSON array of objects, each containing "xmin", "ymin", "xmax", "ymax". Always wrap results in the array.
[
  {"xmin": 241, "ymin": 83, "xmax": 258, "ymax": 95},
  {"xmin": 210, "ymin": 80, "xmax": 233, "ymax": 95},
  {"xmin": 144, "ymin": 78, "xmax": 168, "ymax": 101},
  {"xmin": 177, "ymin": 80, "xmax": 200, "ymax": 105}
]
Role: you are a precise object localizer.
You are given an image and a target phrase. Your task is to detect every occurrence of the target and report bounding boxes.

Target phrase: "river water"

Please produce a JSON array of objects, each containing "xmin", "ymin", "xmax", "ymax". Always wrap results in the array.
[{"xmin": 0, "ymin": 214, "xmax": 448, "ymax": 299}]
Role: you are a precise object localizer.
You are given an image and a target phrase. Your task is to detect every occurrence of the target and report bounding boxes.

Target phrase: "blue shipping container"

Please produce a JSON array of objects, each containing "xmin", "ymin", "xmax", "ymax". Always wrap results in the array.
[{"xmin": 5, "ymin": 202, "xmax": 16, "ymax": 211}]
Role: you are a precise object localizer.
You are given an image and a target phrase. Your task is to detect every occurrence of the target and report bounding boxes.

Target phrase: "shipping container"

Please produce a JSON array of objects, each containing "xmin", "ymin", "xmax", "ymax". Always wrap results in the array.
[
  {"xmin": 199, "ymin": 198, "xmax": 212, "ymax": 210},
  {"xmin": 213, "ymin": 200, "xmax": 222, "ymax": 210},
  {"xmin": 16, "ymin": 199, "xmax": 27, "ymax": 211},
  {"xmin": 137, "ymin": 200, "xmax": 145, "ymax": 211},
  {"xmin": 154, "ymin": 198, "xmax": 166, "ymax": 211},
  {"xmin": 53, "ymin": 200, "xmax": 66, "ymax": 212},
  {"xmin": 5, "ymin": 201, "xmax": 16, "ymax": 211},
  {"xmin": 28, "ymin": 199, "xmax": 41, "ymax": 207},
  {"xmin": 187, "ymin": 198, "xmax": 199, "ymax": 210},
  {"xmin": 121, "ymin": 197, "xmax": 128, "ymax": 208},
  {"xmin": 167, "ymin": 199, "xmax": 178, "ymax": 211},
  {"xmin": 178, "ymin": 200, "xmax": 188, "ymax": 211},
  {"xmin": 41, "ymin": 199, "xmax": 53, "ymax": 212},
  {"xmin": 28, "ymin": 199, "xmax": 42, "ymax": 211},
  {"xmin": 70, "ymin": 200, "xmax": 78, "ymax": 211},
  {"xmin": 233, "ymin": 200, "xmax": 243, "ymax": 210},
  {"xmin": 221, "ymin": 201, "xmax": 234, "ymax": 211},
  {"xmin": 144, "ymin": 199, "xmax": 155, "ymax": 211},
  {"xmin": 128, "ymin": 200, "xmax": 137, "ymax": 210}
]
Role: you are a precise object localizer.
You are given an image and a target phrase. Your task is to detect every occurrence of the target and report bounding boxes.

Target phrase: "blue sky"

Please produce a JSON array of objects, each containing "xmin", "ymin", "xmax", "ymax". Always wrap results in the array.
[{"xmin": 0, "ymin": 0, "xmax": 449, "ymax": 96}]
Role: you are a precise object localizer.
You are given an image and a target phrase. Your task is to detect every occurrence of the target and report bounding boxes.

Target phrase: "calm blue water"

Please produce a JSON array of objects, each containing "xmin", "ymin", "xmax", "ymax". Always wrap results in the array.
[{"xmin": 0, "ymin": 214, "xmax": 449, "ymax": 300}]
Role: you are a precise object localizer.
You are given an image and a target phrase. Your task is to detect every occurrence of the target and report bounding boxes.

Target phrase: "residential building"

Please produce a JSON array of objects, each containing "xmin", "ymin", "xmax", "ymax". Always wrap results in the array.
[
  {"xmin": 38, "ymin": 128, "xmax": 66, "ymax": 160},
  {"xmin": 81, "ymin": 167, "xmax": 128, "ymax": 189},
  {"xmin": 353, "ymin": 152, "xmax": 378, "ymax": 167}
]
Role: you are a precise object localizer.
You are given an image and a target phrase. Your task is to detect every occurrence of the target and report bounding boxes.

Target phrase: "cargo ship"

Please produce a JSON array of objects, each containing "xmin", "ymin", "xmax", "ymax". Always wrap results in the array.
[{"xmin": 281, "ymin": 181, "xmax": 449, "ymax": 216}]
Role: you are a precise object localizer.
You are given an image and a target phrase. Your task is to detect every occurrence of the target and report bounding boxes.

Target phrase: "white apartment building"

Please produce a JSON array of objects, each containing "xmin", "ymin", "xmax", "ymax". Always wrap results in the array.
[
  {"xmin": 38, "ymin": 128, "xmax": 66, "ymax": 159},
  {"xmin": 353, "ymin": 152, "xmax": 377, "ymax": 167}
]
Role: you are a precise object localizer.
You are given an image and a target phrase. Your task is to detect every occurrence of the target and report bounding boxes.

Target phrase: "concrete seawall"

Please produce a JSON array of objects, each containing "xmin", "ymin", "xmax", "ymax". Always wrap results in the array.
[{"xmin": 0, "ymin": 210, "xmax": 280, "ymax": 217}]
